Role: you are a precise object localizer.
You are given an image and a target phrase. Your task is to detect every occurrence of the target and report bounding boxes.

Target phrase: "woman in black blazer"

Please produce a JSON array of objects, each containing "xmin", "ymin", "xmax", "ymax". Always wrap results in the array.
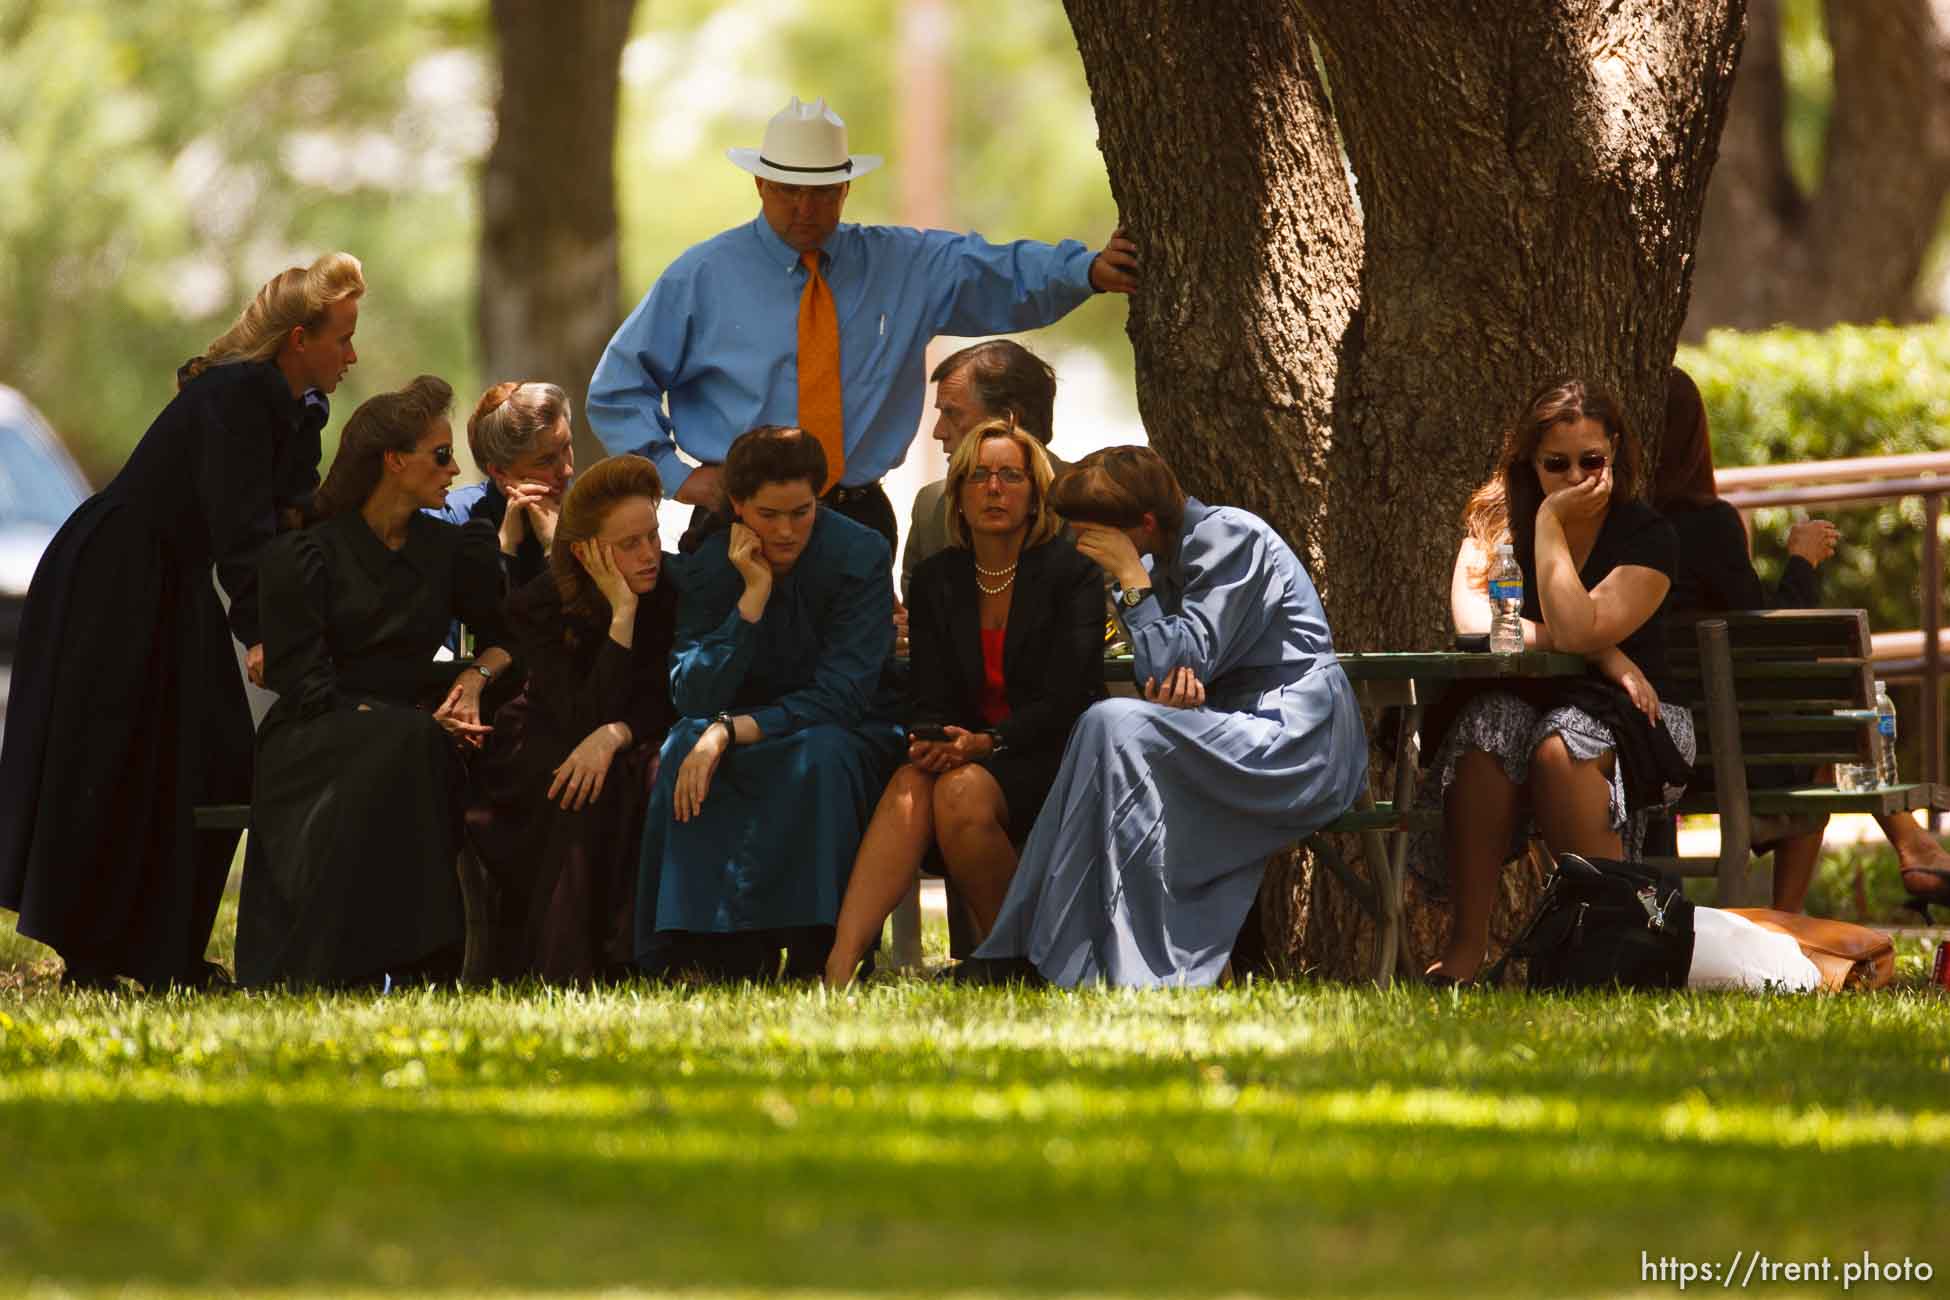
[{"xmin": 825, "ymin": 419, "xmax": 1104, "ymax": 984}]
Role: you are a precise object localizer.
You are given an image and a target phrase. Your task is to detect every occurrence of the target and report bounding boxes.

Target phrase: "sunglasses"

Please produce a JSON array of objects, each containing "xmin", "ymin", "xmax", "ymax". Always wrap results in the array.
[
  {"xmin": 1538, "ymin": 451, "xmax": 1608, "ymax": 475},
  {"xmin": 421, "ymin": 445, "xmax": 455, "ymax": 466},
  {"xmin": 968, "ymin": 467, "xmax": 1029, "ymax": 487}
]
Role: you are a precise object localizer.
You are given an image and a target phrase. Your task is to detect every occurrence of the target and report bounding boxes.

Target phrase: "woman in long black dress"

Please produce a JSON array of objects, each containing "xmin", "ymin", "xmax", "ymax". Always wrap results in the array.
[
  {"xmin": 466, "ymin": 453, "xmax": 679, "ymax": 984},
  {"xmin": 0, "ymin": 252, "xmax": 364, "ymax": 990},
  {"xmin": 237, "ymin": 376, "xmax": 511, "ymax": 989},
  {"xmin": 825, "ymin": 420, "xmax": 1103, "ymax": 984}
]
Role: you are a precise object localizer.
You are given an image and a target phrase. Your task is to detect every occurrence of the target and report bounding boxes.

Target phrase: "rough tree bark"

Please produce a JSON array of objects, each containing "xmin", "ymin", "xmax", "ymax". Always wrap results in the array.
[
  {"xmin": 479, "ymin": 0, "xmax": 638, "ymax": 472},
  {"xmin": 1065, "ymin": 0, "xmax": 1743, "ymax": 979},
  {"xmin": 1685, "ymin": 0, "xmax": 1950, "ymax": 337}
]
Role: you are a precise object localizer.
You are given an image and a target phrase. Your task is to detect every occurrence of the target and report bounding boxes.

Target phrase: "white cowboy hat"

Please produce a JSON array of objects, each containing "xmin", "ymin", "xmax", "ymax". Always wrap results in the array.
[{"xmin": 727, "ymin": 96, "xmax": 883, "ymax": 186}]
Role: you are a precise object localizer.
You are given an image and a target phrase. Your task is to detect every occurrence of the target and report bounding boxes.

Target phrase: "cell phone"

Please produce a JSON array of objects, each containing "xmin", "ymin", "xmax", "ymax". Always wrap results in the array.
[{"xmin": 907, "ymin": 724, "xmax": 952, "ymax": 742}]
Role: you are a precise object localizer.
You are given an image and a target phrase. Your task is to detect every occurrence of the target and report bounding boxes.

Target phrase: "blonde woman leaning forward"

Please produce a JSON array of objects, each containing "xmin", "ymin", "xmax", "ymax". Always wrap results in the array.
[{"xmin": 0, "ymin": 251, "xmax": 363, "ymax": 991}]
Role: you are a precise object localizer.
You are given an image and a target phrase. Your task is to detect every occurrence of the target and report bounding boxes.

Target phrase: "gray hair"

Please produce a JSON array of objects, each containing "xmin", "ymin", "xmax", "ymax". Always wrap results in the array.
[{"xmin": 466, "ymin": 380, "xmax": 571, "ymax": 469}]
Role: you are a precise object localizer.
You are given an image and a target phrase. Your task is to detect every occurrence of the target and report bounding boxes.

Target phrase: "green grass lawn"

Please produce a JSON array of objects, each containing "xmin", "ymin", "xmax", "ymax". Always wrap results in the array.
[{"xmin": 3, "ymin": 900, "xmax": 1948, "ymax": 1298}]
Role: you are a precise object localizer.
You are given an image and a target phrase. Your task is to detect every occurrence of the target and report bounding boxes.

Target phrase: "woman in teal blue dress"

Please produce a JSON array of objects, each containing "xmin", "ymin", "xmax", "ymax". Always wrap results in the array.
[{"xmin": 637, "ymin": 426, "xmax": 904, "ymax": 979}]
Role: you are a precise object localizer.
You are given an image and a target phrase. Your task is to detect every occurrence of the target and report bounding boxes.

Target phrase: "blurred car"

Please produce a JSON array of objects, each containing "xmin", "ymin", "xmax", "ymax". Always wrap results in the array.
[{"xmin": 0, "ymin": 385, "xmax": 91, "ymax": 732}]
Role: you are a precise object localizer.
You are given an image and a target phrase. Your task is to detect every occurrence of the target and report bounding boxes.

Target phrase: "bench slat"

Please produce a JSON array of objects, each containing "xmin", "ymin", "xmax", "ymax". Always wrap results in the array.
[
  {"xmin": 1671, "ymin": 660, "xmax": 1871, "ymax": 680},
  {"xmin": 192, "ymin": 804, "xmax": 250, "ymax": 831},
  {"xmin": 1673, "ymin": 783, "xmax": 1947, "ymax": 818}
]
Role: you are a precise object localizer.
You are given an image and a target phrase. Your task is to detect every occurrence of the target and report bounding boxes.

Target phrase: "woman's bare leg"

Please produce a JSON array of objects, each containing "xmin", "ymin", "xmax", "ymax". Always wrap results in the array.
[
  {"xmin": 1430, "ymin": 748, "xmax": 1522, "ymax": 982},
  {"xmin": 1877, "ymin": 810, "xmax": 1950, "ymax": 889},
  {"xmin": 1528, "ymin": 736, "xmax": 1624, "ymax": 864},
  {"xmin": 825, "ymin": 765, "xmax": 937, "ymax": 986},
  {"xmin": 1769, "ymin": 829, "xmax": 1826, "ymax": 912},
  {"xmin": 933, "ymin": 766, "xmax": 1017, "ymax": 939}
]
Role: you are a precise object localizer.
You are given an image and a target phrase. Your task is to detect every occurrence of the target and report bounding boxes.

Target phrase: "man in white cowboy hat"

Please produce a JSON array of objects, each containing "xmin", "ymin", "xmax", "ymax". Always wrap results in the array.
[{"xmin": 588, "ymin": 95, "xmax": 1137, "ymax": 553}]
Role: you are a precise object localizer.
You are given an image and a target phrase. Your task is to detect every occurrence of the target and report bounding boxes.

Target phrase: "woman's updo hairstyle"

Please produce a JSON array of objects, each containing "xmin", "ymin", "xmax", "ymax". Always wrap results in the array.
[
  {"xmin": 551, "ymin": 455, "xmax": 665, "ymax": 625},
  {"xmin": 723, "ymin": 425, "xmax": 828, "ymax": 502},
  {"xmin": 177, "ymin": 251, "xmax": 365, "ymax": 387},
  {"xmin": 312, "ymin": 375, "xmax": 453, "ymax": 521},
  {"xmin": 467, "ymin": 380, "xmax": 571, "ymax": 471},
  {"xmin": 1048, "ymin": 445, "xmax": 1188, "ymax": 554}
]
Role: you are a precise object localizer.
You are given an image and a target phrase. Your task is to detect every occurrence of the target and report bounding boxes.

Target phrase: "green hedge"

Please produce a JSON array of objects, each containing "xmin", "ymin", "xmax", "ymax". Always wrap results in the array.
[
  {"xmin": 1677, "ymin": 322, "xmax": 1950, "ymax": 638},
  {"xmin": 1677, "ymin": 322, "xmax": 1950, "ymax": 782}
]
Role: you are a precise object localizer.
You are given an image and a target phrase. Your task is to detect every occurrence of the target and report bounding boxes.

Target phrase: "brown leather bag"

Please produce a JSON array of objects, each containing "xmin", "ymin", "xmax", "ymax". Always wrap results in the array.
[{"xmin": 1726, "ymin": 908, "xmax": 1896, "ymax": 991}]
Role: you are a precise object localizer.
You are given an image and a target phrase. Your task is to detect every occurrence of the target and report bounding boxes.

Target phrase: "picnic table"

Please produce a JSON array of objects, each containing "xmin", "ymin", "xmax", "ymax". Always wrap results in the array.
[
  {"xmin": 1296, "ymin": 650, "xmax": 1586, "ymax": 986},
  {"xmin": 1094, "ymin": 648, "xmax": 1587, "ymax": 986}
]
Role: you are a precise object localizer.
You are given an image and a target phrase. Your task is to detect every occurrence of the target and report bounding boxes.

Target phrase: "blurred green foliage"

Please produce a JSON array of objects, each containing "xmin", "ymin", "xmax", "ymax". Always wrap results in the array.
[
  {"xmin": 1677, "ymin": 322, "xmax": 1950, "ymax": 643},
  {"xmin": 2, "ymin": 0, "xmax": 1124, "ymax": 485},
  {"xmin": 0, "ymin": 0, "xmax": 486, "ymax": 482},
  {"xmin": 1778, "ymin": 0, "xmax": 1833, "ymax": 195}
]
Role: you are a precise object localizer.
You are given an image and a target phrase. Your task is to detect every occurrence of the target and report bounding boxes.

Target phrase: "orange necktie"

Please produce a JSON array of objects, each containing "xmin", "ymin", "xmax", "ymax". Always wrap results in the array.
[{"xmin": 797, "ymin": 249, "xmax": 844, "ymax": 493}]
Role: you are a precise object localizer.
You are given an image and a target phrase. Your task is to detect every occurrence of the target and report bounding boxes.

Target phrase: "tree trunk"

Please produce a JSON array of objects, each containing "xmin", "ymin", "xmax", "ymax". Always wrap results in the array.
[
  {"xmin": 1065, "ymin": 0, "xmax": 1742, "ymax": 979},
  {"xmin": 1685, "ymin": 0, "xmax": 1950, "ymax": 337},
  {"xmin": 479, "ymin": 0, "xmax": 638, "ymax": 472},
  {"xmin": 1062, "ymin": 0, "xmax": 1364, "ymax": 965}
]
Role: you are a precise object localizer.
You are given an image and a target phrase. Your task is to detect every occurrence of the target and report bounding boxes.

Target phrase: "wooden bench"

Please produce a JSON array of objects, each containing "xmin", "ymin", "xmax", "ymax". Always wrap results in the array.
[{"xmin": 1646, "ymin": 609, "xmax": 1949, "ymax": 904}]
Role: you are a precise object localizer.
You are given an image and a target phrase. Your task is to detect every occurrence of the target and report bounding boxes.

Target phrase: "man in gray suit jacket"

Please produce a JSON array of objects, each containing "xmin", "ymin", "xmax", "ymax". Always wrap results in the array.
[{"xmin": 899, "ymin": 339, "xmax": 1063, "ymax": 601}]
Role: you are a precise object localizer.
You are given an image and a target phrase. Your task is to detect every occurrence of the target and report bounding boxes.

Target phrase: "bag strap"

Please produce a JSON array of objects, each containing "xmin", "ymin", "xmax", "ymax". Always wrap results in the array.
[{"xmin": 1483, "ymin": 872, "xmax": 1567, "ymax": 986}]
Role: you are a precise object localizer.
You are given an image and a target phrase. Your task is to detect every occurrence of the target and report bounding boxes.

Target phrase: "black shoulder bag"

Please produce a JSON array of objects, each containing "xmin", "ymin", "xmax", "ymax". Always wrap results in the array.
[{"xmin": 1487, "ymin": 853, "xmax": 1695, "ymax": 991}]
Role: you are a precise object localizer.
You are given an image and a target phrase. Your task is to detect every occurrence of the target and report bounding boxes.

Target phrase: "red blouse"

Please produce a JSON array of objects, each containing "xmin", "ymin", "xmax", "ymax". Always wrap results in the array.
[{"xmin": 979, "ymin": 626, "xmax": 1010, "ymax": 726}]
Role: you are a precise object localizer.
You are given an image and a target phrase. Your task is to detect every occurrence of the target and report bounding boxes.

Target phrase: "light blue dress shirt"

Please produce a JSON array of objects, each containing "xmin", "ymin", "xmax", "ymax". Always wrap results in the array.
[{"xmin": 587, "ymin": 215, "xmax": 1098, "ymax": 494}]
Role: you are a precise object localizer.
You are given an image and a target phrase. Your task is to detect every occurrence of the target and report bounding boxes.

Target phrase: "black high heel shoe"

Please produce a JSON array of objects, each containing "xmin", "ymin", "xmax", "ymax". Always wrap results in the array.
[{"xmin": 1900, "ymin": 864, "xmax": 1950, "ymax": 925}]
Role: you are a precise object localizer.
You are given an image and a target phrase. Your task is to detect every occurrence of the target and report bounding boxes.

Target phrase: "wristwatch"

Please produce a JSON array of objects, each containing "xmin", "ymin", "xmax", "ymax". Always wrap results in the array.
[
  {"xmin": 1118, "ymin": 585, "xmax": 1153, "ymax": 610},
  {"xmin": 471, "ymin": 664, "xmax": 495, "ymax": 682},
  {"xmin": 712, "ymin": 711, "xmax": 739, "ymax": 751},
  {"xmin": 985, "ymin": 729, "xmax": 1010, "ymax": 757}
]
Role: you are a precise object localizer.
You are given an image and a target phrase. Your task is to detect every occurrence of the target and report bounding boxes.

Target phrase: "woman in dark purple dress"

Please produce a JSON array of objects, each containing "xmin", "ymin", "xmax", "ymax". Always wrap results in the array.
[{"xmin": 468, "ymin": 454, "xmax": 679, "ymax": 983}]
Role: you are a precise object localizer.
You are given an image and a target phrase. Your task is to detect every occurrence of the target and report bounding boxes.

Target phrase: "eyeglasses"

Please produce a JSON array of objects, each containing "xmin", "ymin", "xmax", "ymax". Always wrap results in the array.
[
  {"xmin": 968, "ymin": 467, "xmax": 1029, "ymax": 487},
  {"xmin": 1538, "ymin": 451, "xmax": 1608, "ymax": 475},
  {"xmin": 765, "ymin": 182, "xmax": 847, "ymax": 206}
]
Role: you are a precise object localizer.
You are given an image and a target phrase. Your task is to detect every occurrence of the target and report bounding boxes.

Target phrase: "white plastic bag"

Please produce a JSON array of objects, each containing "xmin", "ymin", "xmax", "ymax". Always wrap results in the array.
[{"xmin": 1686, "ymin": 906, "xmax": 1822, "ymax": 992}]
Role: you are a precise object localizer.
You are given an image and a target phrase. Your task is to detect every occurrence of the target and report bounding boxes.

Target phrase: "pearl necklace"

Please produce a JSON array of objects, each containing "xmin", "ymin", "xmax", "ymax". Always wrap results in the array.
[{"xmin": 975, "ymin": 550, "xmax": 1018, "ymax": 596}]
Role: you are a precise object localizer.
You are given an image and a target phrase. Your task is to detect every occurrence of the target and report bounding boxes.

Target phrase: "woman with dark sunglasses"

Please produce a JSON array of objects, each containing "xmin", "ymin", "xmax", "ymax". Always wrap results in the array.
[
  {"xmin": 236, "ymin": 376, "xmax": 513, "ymax": 988},
  {"xmin": 1418, "ymin": 378, "xmax": 1694, "ymax": 984}
]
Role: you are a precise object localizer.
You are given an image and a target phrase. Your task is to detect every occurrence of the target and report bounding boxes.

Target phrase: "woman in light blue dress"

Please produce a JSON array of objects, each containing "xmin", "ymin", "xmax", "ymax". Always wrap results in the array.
[{"xmin": 972, "ymin": 447, "xmax": 1367, "ymax": 987}]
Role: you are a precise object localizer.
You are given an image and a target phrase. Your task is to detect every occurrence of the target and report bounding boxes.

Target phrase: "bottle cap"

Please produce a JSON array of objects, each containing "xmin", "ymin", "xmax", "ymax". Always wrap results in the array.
[
  {"xmin": 1874, "ymin": 680, "xmax": 1888, "ymax": 693},
  {"xmin": 1496, "ymin": 542, "xmax": 1513, "ymax": 556}
]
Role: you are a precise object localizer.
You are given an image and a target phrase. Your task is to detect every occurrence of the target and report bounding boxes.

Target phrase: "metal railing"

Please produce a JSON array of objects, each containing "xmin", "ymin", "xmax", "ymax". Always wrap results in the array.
[{"xmin": 1717, "ymin": 450, "xmax": 1950, "ymax": 803}]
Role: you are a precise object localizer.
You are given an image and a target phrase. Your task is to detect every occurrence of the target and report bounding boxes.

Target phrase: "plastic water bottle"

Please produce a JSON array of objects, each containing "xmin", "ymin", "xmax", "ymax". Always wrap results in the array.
[
  {"xmin": 1874, "ymin": 679, "xmax": 1898, "ymax": 786},
  {"xmin": 1488, "ymin": 543, "xmax": 1525, "ymax": 654}
]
